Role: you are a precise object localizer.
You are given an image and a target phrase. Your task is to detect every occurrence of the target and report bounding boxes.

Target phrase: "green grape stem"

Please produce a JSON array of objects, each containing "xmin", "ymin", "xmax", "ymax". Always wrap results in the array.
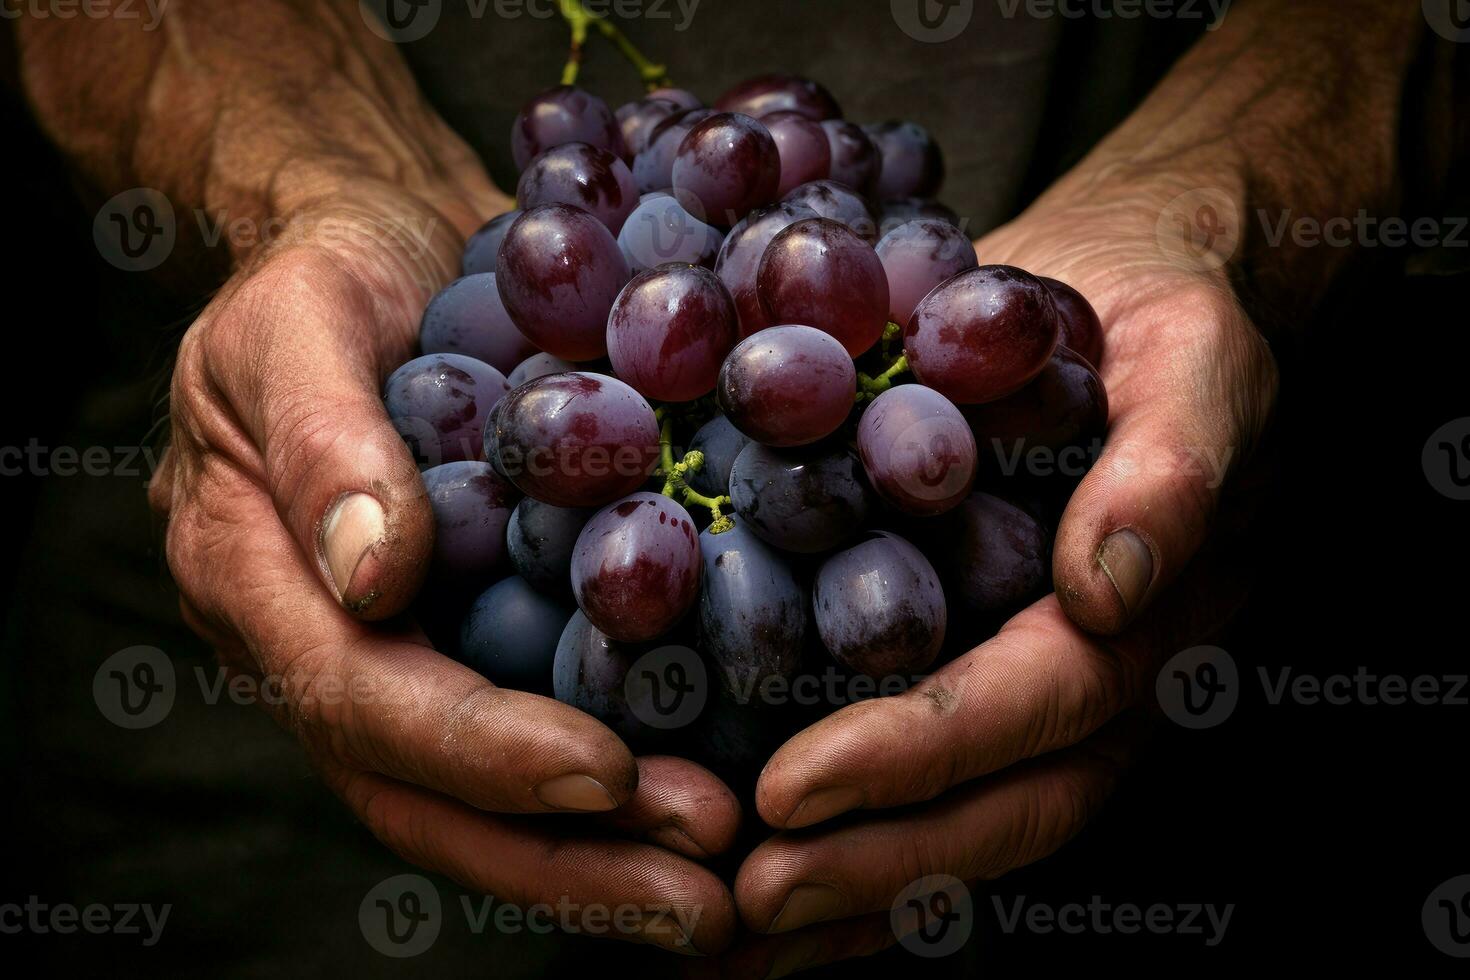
[
  {"xmin": 558, "ymin": 0, "xmax": 671, "ymax": 89},
  {"xmin": 856, "ymin": 335, "xmax": 910, "ymax": 401},
  {"xmin": 657, "ymin": 417, "xmax": 734, "ymax": 532}
]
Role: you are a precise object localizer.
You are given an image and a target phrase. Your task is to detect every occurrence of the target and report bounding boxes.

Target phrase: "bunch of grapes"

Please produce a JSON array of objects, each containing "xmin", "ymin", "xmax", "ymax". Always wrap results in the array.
[{"xmin": 388, "ymin": 74, "xmax": 1108, "ymax": 776}]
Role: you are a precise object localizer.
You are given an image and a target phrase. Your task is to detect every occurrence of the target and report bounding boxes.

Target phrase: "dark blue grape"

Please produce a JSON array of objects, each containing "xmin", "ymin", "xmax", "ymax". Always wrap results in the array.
[
  {"xmin": 814, "ymin": 531, "xmax": 946, "ymax": 676},
  {"xmin": 384, "ymin": 353, "xmax": 509, "ymax": 468},
  {"xmin": 698, "ymin": 522, "xmax": 808, "ymax": 699},
  {"xmin": 462, "ymin": 210, "xmax": 520, "ymax": 276},
  {"xmin": 419, "ymin": 274, "xmax": 538, "ymax": 374},
  {"xmin": 460, "ymin": 576, "xmax": 573, "ymax": 693},
  {"xmin": 507, "ymin": 497, "xmax": 594, "ymax": 597},
  {"xmin": 728, "ymin": 441, "xmax": 876, "ymax": 554},
  {"xmin": 422, "ymin": 461, "xmax": 518, "ymax": 579}
]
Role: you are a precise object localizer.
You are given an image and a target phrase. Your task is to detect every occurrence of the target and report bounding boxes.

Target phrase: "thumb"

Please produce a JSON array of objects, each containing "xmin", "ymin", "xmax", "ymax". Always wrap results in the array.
[
  {"xmin": 206, "ymin": 246, "xmax": 445, "ymax": 620},
  {"xmin": 1052, "ymin": 283, "xmax": 1277, "ymax": 635}
]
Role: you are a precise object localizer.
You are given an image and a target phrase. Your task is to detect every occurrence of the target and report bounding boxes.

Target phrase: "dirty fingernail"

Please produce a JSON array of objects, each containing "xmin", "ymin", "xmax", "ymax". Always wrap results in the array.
[
  {"xmin": 323, "ymin": 493, "xmax": 385, "ymax": 601},
  {"xmin": 534, "ymin": 774, "xmax": 619, "ymax": 812},
  {"xmin": 1098, "ymin": 528, "xmax": 1153, "ymax": 615}
]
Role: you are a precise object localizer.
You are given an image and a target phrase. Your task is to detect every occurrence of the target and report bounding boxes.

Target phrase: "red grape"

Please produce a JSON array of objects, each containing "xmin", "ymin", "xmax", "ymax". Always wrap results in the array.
[
  {"xmin": 714, "ymin": 202, "xmax": 818, "ymax": 338},
  {"xmin": 671, "ymin": 112, "xmax": 781, "ymax": 226},
  {"xmin": 617, "ymin": 96, "xmax": 686, "ymax": 158},
  {"xmin": 814, "ymin": 531, "xmax": 946, "ymax": 677},
  {"xmin": 757, "ymin": 217, "xmax": 890, "ymax": 357},
  {"xmin": 510, "ymin": 85, "xmax": 625, "ymax": 172},
  {"xmin": 763, "ymin": 111, "xmax": 832, "ymax": 196},
  {"xmin": 821, "ymin": 120, "xmax": 882, "ymax": 195},
  {"xmin": 632, "ymin": 108, "xmax": 714, "ymax": 194},
  {"xmin": 962, "ymin": 345, "xmax": 1108, "ymax": 459},
  {"xmin": 1040, "ymin": 276, "xmax": 1104, "ymax": 368},
  {"xmin": 857, "ymin": 384, "xmax": 976, "ymax": 516},
  {"xmin": 617, "ymin": 193, "xmax": 724, "ymax": 272},
  {"xmin": 607, "ymin": 264, "xmax": 738, "ymax": 402},
  {"xmin": 571, "ymin": 492, "xmax": 701, "ymax": 642},
  {"xmin": 865, "ymin": 121, "xmax": 945, "ymax": 200},
  {"xmin": 875, "ymin": 218, "xmax": 978, "ymax": 327},
  {"xmin": 714, "ymin": 73, "xmax": 842, "ymax": 121},
  {"xmin": 782, "ymin": 179, "xmax": 878, "ymax": 243},
  {"xmin": 717, "ymin": 324, "xmax": 856, "ymax": 447},
  {"xmin": 384, "ymin": 353, "xmax": 508, "ymax": 467},
  {"xmin": 516, "ymin": 142, "xmax": 638, "ymax": 235}
]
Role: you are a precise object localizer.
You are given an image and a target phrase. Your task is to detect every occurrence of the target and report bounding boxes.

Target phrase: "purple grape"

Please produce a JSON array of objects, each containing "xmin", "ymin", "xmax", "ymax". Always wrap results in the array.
[
  {"xmin": 857, "ymin": 384, "xmax": 975, "ymax": 516},
  {"xmin": 617, "ymin": 193, "xmax": 725, "ymax": 273},
  {"xmin": 488, "ymin": 372, "xmax": 659, "ymax": 507},
  {"xmin": 821, "ymin": 120, "xmax": 882, "ymax": 195},
  {"xmin": 571, "ymin": 493, "xmax": 702, "ymax": 642},
  {"xmin": 462, "ymin": 210, "xmax": 520, "ymax": 276},
  {"xmin": 717, "ymin": 325, "xmax": 856, "ymax": 447},
  {"xmin": 905, "ymin": 265, "xmax": 1060, "ymax": 404},
  {"xmin": 714, "ymin": 202, "xmax": 818, "ymax": 339},
  {"xmin": 496, "ymin": 204, "xmax": 631, "ymax": 361},
  {"xmin": 924, "ymin": 493, "xmax": 1049, "ymax": 620},
  {"xmin": 686, "ymin": 414, "xmax": 752, "ymax": 498},
  {"xmin": 385, "ymin": 353, "xmax": 509, "ymax": 467},
  {"xmin": 552, "ymin": 610, "xmax": 653, "ymax": 741},
  {"xmin": 671, "ymin": 112, "xmax": 781, "ymax": 227},
  {"xmin": 864, "ymin": 121, "xmax": 945, "ymax": 200},
  {"xmin": 422, "ymin": 461, "xmax": 518, "ymax": 579},
  {"xmin": 607, "ymin": 264, "xmax": 738, "ymax": 402},
  {"xmin": 875, "ymin": 218, "xmax": 979, "ymax": 328},
  {"xmin": 648, "ymin": 87, "xmax": 702, "ymax": 111},
  {"xmin": 757, "ymin": 217, "xmax": 891, "ymax": 357},
  {"xmin": 698, "ymin": 522, "xmax": 807, "ymax": 697},
  {"xmin": 460, "ymin": 576, "xmax": 573, "ymax": 693},
  {"xmin": 516, "ymin": 142, "xmax": 638, "ymax": 236},
  {"xmin": 764, "ymin": 110, "xmax": 832, "ymax": 197},
  {"xmin": 814, "ymin": 531, "xmax": 946, "ymax": 677},
  {"xmin": 617, "ymin": 96, "xmax": 686, "ymax": 158},
  {"xmin": 714, "ymin": 73, "xmax": 842, "ymax": 122},
  {"xmin": 1041, "ymin": 276, "xmax": 1104, "ymax": 368},
  {"xmin": 510, "ymin": 85, "xmax": 625, "ymax": 172},
  {"xmin": 782, "ymin": 179, "xmax": 878, "ymax": 244},
  {"xmin": 728, "ymin": 441, "xmax": 876, "ymax": 554},
  {"xmin": 507, "ymin": 497, "xmax": 594, "ymax": 597},
  {"xmin": 507, "ymin": 351, "xmax": 577, "ymax": 388},
  {"xmin": 632, "ymin": 108, "xmax": 715, "ymax": 194},
  {"xmin": 420, "ymin": 274, "xmax": 538, "ymax": 374},
  {"xmin": 962, "ymin": 345, "xmax": 1108, "ymax": 459},
  {"xmin": 878, "ymin": 198, "xmax": 962, "ymax": 239}
]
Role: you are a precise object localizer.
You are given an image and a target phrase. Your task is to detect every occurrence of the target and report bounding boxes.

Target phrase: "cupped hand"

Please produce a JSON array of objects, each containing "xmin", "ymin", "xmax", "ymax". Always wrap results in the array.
[
  {"xmin": 148, "ymin": 174, "xmax": 740, "ymax": 955},
  {"xmin": 719, "ymin": 173, "xmax": 1279, "ymax": 974}
]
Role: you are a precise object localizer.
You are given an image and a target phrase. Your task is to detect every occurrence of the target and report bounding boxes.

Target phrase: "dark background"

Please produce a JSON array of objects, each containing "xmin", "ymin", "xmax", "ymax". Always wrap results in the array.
[{"xmin": 2, "ymin": 2, "xmax": 1467, "ymax": 975}]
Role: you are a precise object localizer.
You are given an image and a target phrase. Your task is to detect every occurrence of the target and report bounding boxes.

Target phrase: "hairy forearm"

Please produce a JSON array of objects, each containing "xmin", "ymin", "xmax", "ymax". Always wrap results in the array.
[
  {"xmin": 17, "ymin": 0, "xmax": 499, "ymax": 281},
  {"xmin": 1042, "ymin": 0, "xmax": 1463, "ymax": 326}
]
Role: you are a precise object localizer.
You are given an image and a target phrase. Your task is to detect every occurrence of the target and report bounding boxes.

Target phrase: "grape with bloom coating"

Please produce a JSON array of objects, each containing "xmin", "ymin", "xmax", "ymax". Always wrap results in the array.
[
  {"xmin": 782, "ymin": 179, "xmax": 878, "ymax": 243},
  {"xmin": 384, "ymin": 353, "xmax": 508, "ymax": 467},
  {"xmin": 488, "ymin": 372, "xmax": 659, "ymax": 507},
  {"xmin": 923, "ymin": 492, "xmax": 1049, "ymax": 620},
  {"xmin": 904, "ymin": 265, "xmax": 1059, "ymax": 404},
  {"xmin": 865, "ymin": 121, "xmax": 945, "ymax": 200},
  {"xmin": 420, "ymin": 274, "xmax": 538, "ymax": 374},
  {"xmin": 607, "ymin": 265, "xmax": 738, "ymax": 402},
  {"xmin": 632, "ymin": 108, "xmax": 715, "ymax": 194},
  {"xmin": 462, "ymin": 210, "xmax": 520, "ymax": 276},
  {"xmin": 728, "ymin": 442, "xmax": 875, "ymax": 554},
  {"xmin": 857, "ymin": 384, "xmax": 976, "ymax": 516},
  {"xmin": 507, "ymin": 351, "xmax": 577, "ymax": 388},
  {"xmin": 717, "ymin": 325, "xmax": 855, "ymax": 447},
  {"xmin": 875, "ymin": 218, "xmax": 979, "ymax": 327},
  {"xmin": 511, "ymin": 85, "xmax": 625, "ymax": 171},
  {"xmin": 962, "ymin": 345, "xmax": 1108, "ymax": 460},
  {"xmin": 698, "ymin": 522, "xmax": 808, "ymax": 698},
  {"xmin": 421, "ymin": 461, "xmax": 518, "ymax": 579},
  {"xmin": 459, "ymin": 577, "xmax": 572, "ymax": 693},
  {"xmin": 671, "ymin": 112, "xmax": 781, "ymax": 227},
  {"xmin": 1041, "ymin": 276, "xmax": 1105, "ymax": 368},
  {"xmin": 714, "ymin": 202, "xmax": 818, "ymax": 338},
  {"xmin": 686, "ymin": 414, "xmax": 752, "ymax": 498},
  {"xmin": 571, "ymin": 493, "xmax": 702, "ymax": 642},
  {"xmin": 516, "ymin": 142, "xmax": 638, "ymax": 235},
  {"xmin": 821, "ymin": 120, "xmax": 881, "ymax": 194},
  {"xmin": 715, "ymin": 73, "xmax": 842, "ymax": 121},
  {"xmin": 617, "ymin": 96, "xmax": 686, "ymax": 158},
  {"xmin": 757, "ymin": 217, "xmax": 891, "ymax": 357},
  {"xmin": 496, "ymin": 204, "xmax": 630, "ymax": 361},
  {"xmin": 617, "ymin": 193, "xmax": 724, "ymax": 273},
  {"xmin": 552, "ymin": 611, "xmax": 653, "ymax": 742},
  {"xmin": 814, "ymin": 531, "xmax": 946, "ymax": 677},
  {"xmin": 764, "ymin": 111, "xmax": 832, "ymax": 196},
  {"xmin": 507, "ymin": 497, "xmax": 595, "ymax": 597}
]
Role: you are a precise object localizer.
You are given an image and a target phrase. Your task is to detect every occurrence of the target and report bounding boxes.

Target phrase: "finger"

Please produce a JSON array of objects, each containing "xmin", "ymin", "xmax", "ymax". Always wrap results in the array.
[
  {"xmin": 596, "ymin": 756, "xmax": 743, "ymax": 861},
  {"xmin": 164, "ymin": 456, "xmax": 638, "ymax": 814},
  {"xmin": 681, "ymin": 913, "xmax": 898, "ymax": 979},
  {"xmin": 1051, "ymin": 282, "xmax": 1277, "ymax": 634},
  {"xmin": 335, "ymin": 767, "xmax": 737, "ymax": 956},
  {"xmin": 189, "ymin": 244, "xmax": 453, "ymax": 619},
  {"xmin": 737, "ymin": 719, "xmax": 1144, "ymax": 935},
  {"xmin": 756, "ymin": 539, "xmax": 1250, "ymax": 830}
]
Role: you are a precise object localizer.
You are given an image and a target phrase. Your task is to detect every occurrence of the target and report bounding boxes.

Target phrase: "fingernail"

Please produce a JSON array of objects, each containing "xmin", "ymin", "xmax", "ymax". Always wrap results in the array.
[
  {"xmin": 1097, "ymin": 528, "xmax": 1153, "ymax": 615},
  {"xmin": 323, "ymin": 493, "xmax": 385, "ymax": 602},
  {"xmin": 633, "ymin": 912, "xmax": 704, "ymax": 956},
  {"xmin": 768, "ymin": 884, "xmax": 842, "ymax": 934},
  {"xmin": 649, "ymin": 823, "xmax": 710, "ymax": 860},
  {"xmin": 534, "ymin": 774, "xmax": 619, "ymax": 812},
  {"xmin": 786, "ymin": 786, "xmax": 863, "ymax": 828}
]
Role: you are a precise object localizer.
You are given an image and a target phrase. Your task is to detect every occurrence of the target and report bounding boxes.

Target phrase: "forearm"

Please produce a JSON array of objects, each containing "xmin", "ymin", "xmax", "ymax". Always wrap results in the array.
[
  {"xmin": 17, "ymin": 0, "xmax": 501, "ymax": 281},
  {"xmin": 1040, "ymin": 0, "xmax": 1462, "ymax": 327}
]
